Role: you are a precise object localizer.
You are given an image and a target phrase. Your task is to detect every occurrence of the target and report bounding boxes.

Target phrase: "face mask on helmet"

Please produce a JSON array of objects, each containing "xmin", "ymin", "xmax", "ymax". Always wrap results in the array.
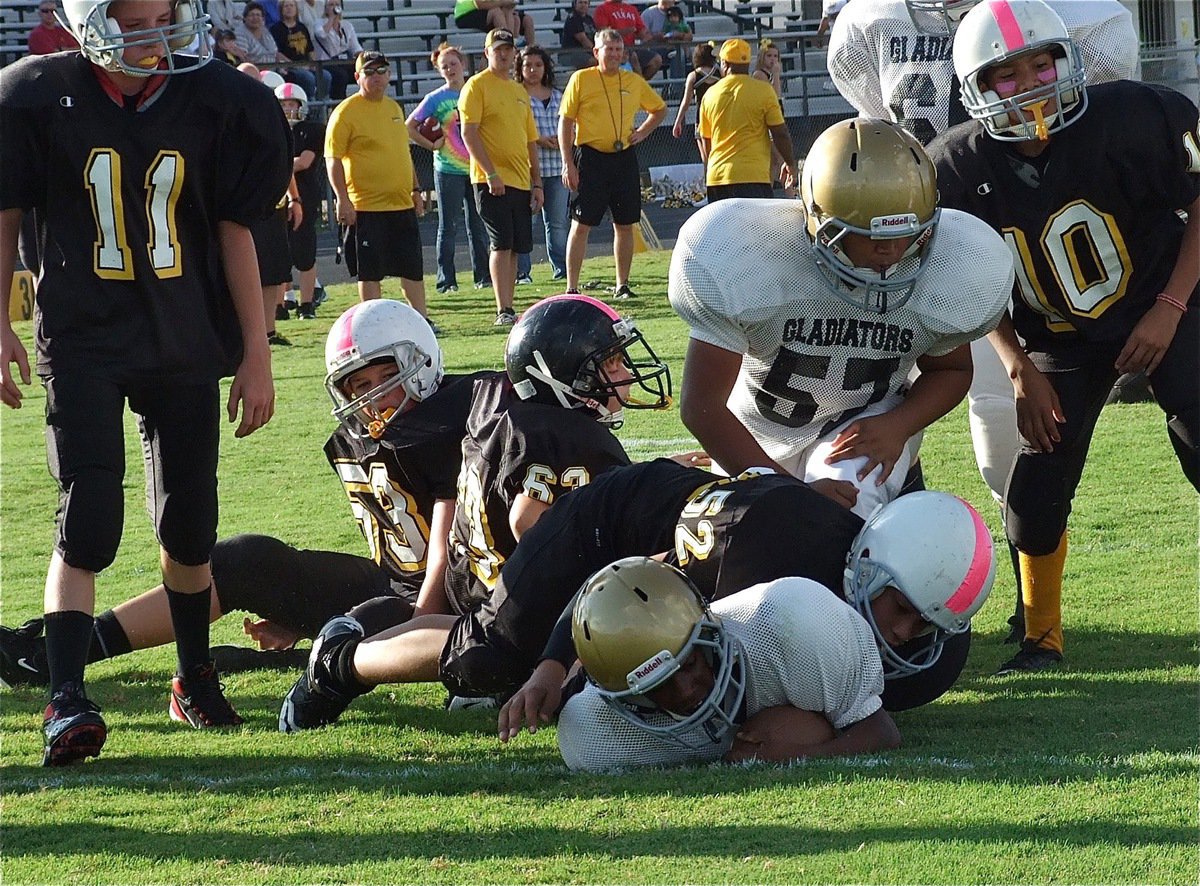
[
  {"xmin": 324, "ymin": 301, "xmax": 444, "ymax": 439},
  {"xmin": 953, "ymin": 0, "xmax": 1087, "ymax": 141},
  {"xmin": 801, "ymin": 119, "xmax": 941, "ymax": 314},
  {"xmin": 506, "ymin": 295, "xmax": 672, "ymax": 428},
  {"xmin": 843, "ymin": 491, "xmax": 996, "ymax": 678},
  {"xmin": 572, "ymin": 558, "xmax": 746, "ymax": 748},
  {"xmin": 903, "ymin": 0, "xmax": 982, "ymax": 35},
  {"xmin": 275, "ymin": 82, "xmax": 309, "ymax": 122},
  {"xmin": 63, "ymin": 0, "xmax": 212, "ymax": 76}
]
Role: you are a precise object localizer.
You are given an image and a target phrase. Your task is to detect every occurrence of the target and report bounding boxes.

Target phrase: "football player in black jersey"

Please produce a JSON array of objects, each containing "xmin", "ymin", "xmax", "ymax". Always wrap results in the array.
[
  {"xmin": 275, "ymin": 81, "xmax": 326, "ymax": 320},
  {"xmin": 929, "ymin": 0, "xmax": 1199, "ymax": 674},
  {"xmin": 278, "ymin": 294, "xmax": 675, "ymax": 732},
  {"xmin": 0, "ymin": 0, "xmax": 291, "ymax": 765},
  {"xmin": 0, "ymin": 301, "xmax": 493, "ymax": 687}
]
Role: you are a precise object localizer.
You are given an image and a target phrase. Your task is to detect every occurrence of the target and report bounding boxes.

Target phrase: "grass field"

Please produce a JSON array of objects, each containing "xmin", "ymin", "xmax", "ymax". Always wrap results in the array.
[{"xmin": 1, "ymin": 250, "xmax": 1197, "ymax": 884}]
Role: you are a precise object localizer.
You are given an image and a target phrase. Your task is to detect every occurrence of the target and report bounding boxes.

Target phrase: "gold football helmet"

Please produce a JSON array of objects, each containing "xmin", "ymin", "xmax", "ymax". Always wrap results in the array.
[
  {"xmin": 801, "ymin": 118, "xmax": 940, "ymax": 313},
  {"xmin": 572, "ymin": 557, "xmax": 745, "ymax": 748}
]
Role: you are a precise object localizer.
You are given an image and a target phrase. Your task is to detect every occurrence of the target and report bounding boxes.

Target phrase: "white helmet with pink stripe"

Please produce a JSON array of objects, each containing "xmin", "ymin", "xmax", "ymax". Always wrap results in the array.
[
  {"xmin": 324, "ymin": 300, "xmax": 443, "ymax": 439},
  {"xmin": 844, "ymin": 491, "xmax": 996, "ymax": 678},
  {"xmin": 953, "ymin": 0, "xmax": 1087, "ymax": 141}
]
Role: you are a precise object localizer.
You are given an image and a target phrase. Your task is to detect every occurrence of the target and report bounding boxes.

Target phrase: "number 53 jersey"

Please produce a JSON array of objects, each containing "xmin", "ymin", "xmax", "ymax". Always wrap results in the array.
[
  {"xmin": 0, "ymin": 53, "xmax": 292, "ymax": 383},
  {"xmin": 669, "ymin": 198, "xmax": 1013, "ymax": 467},
  {"xmin": 930, "ymin": 81, "xmax": 1200, "ymax": 355}
]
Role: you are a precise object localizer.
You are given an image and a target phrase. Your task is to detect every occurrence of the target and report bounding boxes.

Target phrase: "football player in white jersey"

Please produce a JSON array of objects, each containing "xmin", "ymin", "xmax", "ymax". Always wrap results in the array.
[
  {"xmin": 669, "ymin": 117, "xmax": 1013, "ymax": 519},
  {"xmin": 827, "ymin": 0, "xmax": 1140, "ymax": 636},
  {"xmin": 557, "ymin": 561, "xmax": 896, "ymax": 771}
]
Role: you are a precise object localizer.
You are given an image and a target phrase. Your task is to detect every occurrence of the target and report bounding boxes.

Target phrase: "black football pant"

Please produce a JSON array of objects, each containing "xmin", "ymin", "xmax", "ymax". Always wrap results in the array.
[{"xmin": 1006, "ymin": 307, "xmax": 1199, "ymax": 556}]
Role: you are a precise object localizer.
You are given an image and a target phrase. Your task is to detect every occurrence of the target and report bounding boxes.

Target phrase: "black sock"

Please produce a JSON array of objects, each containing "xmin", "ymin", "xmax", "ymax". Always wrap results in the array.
[
  {"xmin": 87, "ymin": 610, "xmax": 133, "ymax": 664},
  {"xmin": 44, "ymin": 610, "xmax": 94, "ymax": 694},
  {"xmin": 164, "ymin": 584, "xmax": 212, "ymax": 676},
  {"xmin": 1008, "ymin": 540, "xmax": 1024, "ymax": 624},
  {"xmin": 330, "ymin": 635, "xmax": 370, "ymax": 696}
]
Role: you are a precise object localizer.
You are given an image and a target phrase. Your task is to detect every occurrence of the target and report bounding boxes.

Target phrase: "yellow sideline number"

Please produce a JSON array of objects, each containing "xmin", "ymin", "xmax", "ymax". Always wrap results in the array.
[{"xmin": 8, "ymin": 270, "xmax": 34, "ymax": 322}]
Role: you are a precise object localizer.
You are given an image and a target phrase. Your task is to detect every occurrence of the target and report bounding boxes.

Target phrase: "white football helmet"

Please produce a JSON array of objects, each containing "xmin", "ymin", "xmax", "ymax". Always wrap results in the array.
[
  {"xmin": 259, "ymin": 69, "xmax": 286, "ymax": 91},
  {"xmin": 572, "ymin": 558, "xmax": 746, "ymax": 749},
  {"xmin": 801, "ymin": 118, "xmax": 940, "ymax": 313},
  {"xmin": 844, "ymin": 492, "xmax": 996, "ymax": 678},
  {"xmin": 953, "ymin": 0, "xmax": 1088, "ymax": 141},
  {"xmin": 275, "ymin": 82, "xmax": 309, "ymax": 122},
  {"xmin": 904, "ymin": 0, "xmax": 982, "ymax": 35},
  {"xmin": 61, "ymin": 0, "xmax": 211, "ymax": 76},
  {"xmin": 324, "ymin": 301, "xmax": 444, "ymax": 439}
]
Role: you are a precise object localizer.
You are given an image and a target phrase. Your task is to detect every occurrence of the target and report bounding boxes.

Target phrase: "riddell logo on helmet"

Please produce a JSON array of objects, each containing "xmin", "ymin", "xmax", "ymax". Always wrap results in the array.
[
  {"xmin": 633, "ymin": 655, "xmax": 668, "ymax": 681},
  {"xmin": 874, "ymin": 213, "xmax": 917, "ymax": 228}
]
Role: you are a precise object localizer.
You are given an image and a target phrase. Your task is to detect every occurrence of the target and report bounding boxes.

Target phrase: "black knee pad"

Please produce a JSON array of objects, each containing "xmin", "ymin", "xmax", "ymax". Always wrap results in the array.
[
  {"xmin": 345, "ymin": 596, "xmax": 415, "ymax": 636},
  {"xmin": 56, "ymin": 467, "xmax": 124, "ymax": 572}
]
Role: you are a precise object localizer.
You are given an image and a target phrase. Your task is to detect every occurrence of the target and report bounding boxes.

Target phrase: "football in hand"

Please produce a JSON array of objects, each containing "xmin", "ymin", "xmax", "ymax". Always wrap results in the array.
[{"xmin": 417, "ymin": 116, "xmax": 444, "ymax": 143}]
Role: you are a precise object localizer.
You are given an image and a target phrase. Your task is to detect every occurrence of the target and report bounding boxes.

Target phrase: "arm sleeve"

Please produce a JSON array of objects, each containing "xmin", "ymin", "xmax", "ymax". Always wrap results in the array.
[
  {"xmin": 827, "ymin": 17, "xmax": 887, "ymax": 118},
  {"xmin": 216, "ymin": 79, "xmax": 294, "ymax": 225},
  {"xmin": 325, "ymin": 105, "xmax": 350, "ymax": 158},
  {"xmin": 0, "ymin": 78, "xmax": 46, "ymax": 211},
  {"xmin": 458, "ymin": 78, "xmax": 483, "ymax": 125},
  {"xmin": 667, "ymin": 233, "xmax": 751, "ymax": 354},
  {"xmin": 560, "ymin": 71, "xmax": 581, "ymax": 120},
  {"xmin": 639, "ymin": 76, "xmax": 667, "ymax": 113}
]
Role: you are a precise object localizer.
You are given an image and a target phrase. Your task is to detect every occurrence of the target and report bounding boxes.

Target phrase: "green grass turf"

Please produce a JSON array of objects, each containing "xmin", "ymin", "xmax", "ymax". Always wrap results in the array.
[{"xmin": 2, "ymin": 250, "xmax": 1196, "ymax": 884}]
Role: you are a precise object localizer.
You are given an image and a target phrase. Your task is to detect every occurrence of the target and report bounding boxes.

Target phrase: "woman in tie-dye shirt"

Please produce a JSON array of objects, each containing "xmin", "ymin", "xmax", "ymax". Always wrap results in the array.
[{"xmin": 407, "ymin": 43, "xmax": 491, "ymax": 293}]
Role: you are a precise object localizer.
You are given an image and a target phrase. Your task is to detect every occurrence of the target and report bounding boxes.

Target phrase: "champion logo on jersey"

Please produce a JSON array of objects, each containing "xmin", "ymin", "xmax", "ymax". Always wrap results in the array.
[
  {"xmin": 59, "ymin": 95, "xmax": 74, "ymax": 108},
  {"xmin": 977, "ymin": 183, "xmax": 993, "ymax": 195}
]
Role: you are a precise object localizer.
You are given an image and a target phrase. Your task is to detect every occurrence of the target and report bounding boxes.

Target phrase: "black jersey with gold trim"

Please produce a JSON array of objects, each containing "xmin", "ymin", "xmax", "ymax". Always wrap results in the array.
[
  {"xmin": 0, "ymin": 53, "xmax": 291, "ymax": 382},
  {"xmin": 930, "ymin": 81, "xmax": 1200, "ymax": 352},
  {"xmin": 324, "ymin": 371, "xmax": 494, "ymax": 597},
  {"xmin": 669, "ymin": 471, "xmax": 865, "ymax": 598},
  {"xmin": 445, "ymin": 374, "xmax": 631, "ymax": 615}
]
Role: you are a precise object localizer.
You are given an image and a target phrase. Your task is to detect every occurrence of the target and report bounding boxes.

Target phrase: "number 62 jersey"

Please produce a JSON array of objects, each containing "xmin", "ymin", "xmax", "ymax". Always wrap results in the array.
[
  {"xmin": 0, "ymin": 53, "xmax": 291, "ymax": 383},
  {"xmin": 668, "ymin": 198, "xmax": 1013, "ymax": 468}
]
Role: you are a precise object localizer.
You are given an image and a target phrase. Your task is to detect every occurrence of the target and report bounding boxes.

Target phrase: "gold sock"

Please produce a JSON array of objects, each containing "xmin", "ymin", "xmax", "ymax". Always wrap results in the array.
[{"xmin": 1019, "ymin": 531, "xmax": 1068, "ymax": 654}]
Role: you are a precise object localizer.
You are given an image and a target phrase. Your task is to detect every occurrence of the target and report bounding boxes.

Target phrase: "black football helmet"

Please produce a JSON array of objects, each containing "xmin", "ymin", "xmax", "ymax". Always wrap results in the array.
[{"xmin": 505, "ymin": 294, "xmax": 671, "ymax": 427}]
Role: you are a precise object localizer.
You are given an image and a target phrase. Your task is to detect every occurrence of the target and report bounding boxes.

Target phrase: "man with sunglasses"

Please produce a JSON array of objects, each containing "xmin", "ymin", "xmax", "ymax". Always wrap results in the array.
[
  {"xmin": 325, "ymin": 51, "xmax": 436, "ymax": 330},
  {"xmin": 27, "ymin": 2, "xmax": 78, "ymax": 54}
]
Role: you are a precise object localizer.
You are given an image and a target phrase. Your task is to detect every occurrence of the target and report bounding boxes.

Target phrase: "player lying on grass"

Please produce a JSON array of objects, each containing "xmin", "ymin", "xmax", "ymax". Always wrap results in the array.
[
  {"xmin": 499, "ymin": 487, "xmax": 997, "ymax": 746},
  {"xmin": 1, "ymin": 301, "xmax": 489, "ymax": 688}
]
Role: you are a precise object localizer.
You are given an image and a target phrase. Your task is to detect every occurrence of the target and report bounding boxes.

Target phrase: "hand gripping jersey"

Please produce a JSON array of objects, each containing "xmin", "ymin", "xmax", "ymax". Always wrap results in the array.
[
  {"xmin": 0, "ymin": 53, "xmax": 292, "ymax": 382},
  {"xmin": 930, "ymin": 82, "xmax": 1200, "ymax": 352},
  {"xmin": 669, "ymin": 198, "xmax": 1013, "ymax": 468},
  {"xmin": 828, "ymin": 0, "xmax": 1139, "ymax": 145},
  {"xmin": 558, "ymin": 578, "xmax": 885, "ymax": 771},
  {"xmin": 444, "ymin": 374, "xmax": 630, "ymax": 615},
  {"xmin": 323, "ymin": 372, "xmax": 493, "ymax": 598}
]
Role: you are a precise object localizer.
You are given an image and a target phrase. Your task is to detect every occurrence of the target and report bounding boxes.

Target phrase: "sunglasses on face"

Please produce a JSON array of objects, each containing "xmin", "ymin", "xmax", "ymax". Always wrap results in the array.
[{"xmin": 362, "ymin": 66, "xmax": 390, "ymax": 76}]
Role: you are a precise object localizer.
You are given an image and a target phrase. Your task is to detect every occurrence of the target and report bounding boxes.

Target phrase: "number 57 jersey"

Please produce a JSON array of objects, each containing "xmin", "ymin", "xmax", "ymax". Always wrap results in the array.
[
  {"xmin": 669, "ymin": 198, "xmax": 1013, "ymax": 467},
  {"xmin": 0, "ymin": 53, "xmax": 292, "ymax": 383}
]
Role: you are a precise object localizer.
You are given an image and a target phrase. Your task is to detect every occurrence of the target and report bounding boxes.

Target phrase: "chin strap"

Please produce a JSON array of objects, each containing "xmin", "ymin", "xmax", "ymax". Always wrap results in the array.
[{"xmin": 525, "ymin": 350, "xmax": 619, "ymax": 425}]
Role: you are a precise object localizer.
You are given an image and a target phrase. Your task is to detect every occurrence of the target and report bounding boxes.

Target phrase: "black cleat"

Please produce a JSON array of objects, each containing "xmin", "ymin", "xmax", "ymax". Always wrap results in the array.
[
  {"xmin": 1, "ymin": 618, "xmax": 50, "ymax": 689},
  {"xmin": 613, "ymin": 283, "xmax": 637, "ymax": 300},
  {"xmin": 169, "ymin": 661, "xmax": 244, "ymax": 728},
  {"xmin": 211, "ymin": 644, "xmax": 310, "ymax": 674},
  {"xmin": 43, "ymin": 681, "xmax": 106, "ymax": 766},
  {"xmin": 279, "ymin": 616, "xmax": 365, "ymax": 733},
  {"xmin": 996, "ymin": 641, "xmax": 1063, "ymax": 676}
]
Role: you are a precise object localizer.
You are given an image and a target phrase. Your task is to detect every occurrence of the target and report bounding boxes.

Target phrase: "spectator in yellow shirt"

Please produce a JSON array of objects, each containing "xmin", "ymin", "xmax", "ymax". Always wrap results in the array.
[
  {"xmin": 559, "ymin": 29, "xmax": 666, "ymax": 300},
  {"xmin": 325, "ymin": 51, "xmax": 433, "ymax": 327},
  {"xmin": 698, "ymin": 38, "xmax": 795, "ymax": 203},
  {"xmin": 459, "ymin": 28, "xmax": 543, "ymax": 326}
]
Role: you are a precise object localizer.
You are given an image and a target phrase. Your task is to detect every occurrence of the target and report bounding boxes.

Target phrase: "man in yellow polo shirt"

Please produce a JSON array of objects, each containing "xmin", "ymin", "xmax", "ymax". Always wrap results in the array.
[
  {"xmin": 560, "ymin": 28, "xmax": 666, "ymax": 300},
  {"xmin": 699, "ymin": 38, "xmax": 795, "ymax": 202},
  {"xmin": 460, "ymin": 28, "xmax": 543, "ymax": 326},
  {"xmin": 326, "ymin": 51, "xmax": 432, "ymax": 328}
]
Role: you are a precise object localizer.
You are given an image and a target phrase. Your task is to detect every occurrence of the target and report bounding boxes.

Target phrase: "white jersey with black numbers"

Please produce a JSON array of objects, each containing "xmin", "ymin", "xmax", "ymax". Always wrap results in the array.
[
  {"xmin": 828, "ymin": 0, "xmax": 1140, "ymax": 145},
  {"xmin": 669, "ymin": 199, "xmax": 1013, "ymax": 468},
  {"xmin": 558, "ymin": 578, "xmax": 885, "ymax": 771}
]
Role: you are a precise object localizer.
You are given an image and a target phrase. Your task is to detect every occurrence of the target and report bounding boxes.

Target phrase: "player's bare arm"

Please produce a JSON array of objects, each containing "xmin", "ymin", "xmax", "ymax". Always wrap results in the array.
[
  {"xmin": 218, "ymin": 220, "xmax": 275, "ymax": 437},
  {"xmin": 412, "ymin": 498, "xmax": 455, "ymax": 617},
  {"xmin": 0, "ymin": 208, "xmax": 30, "ymax": 409},
  {"xmin": 726, "ymin": 706, "xmax": 900, "ymax": 763},
  {"xmin": 1115, "ymin": 194, "xmax": 1199, "ymax": 376},
  {"xmin": 498, "ymin": 658, "xmax": 567, "ymax": 741},
  {"xmin": 825, "ymin": 343, "xmax": 973, "ymax": 483},
  {"xmin": 986, "ymin": 313, "xmax": 1063, "ymax": 452}
]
